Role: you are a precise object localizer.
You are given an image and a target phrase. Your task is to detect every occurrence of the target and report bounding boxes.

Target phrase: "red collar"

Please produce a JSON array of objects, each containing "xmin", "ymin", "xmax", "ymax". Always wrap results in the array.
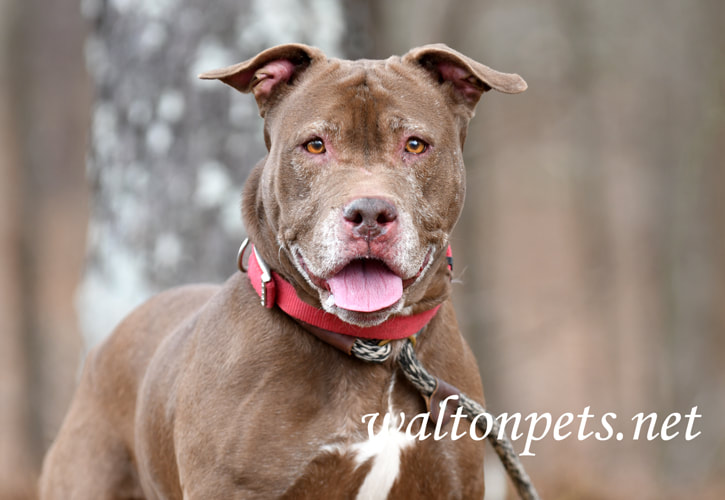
[{"xmin": 242, "ymin": 241, "xmax": 451, "ymax": 340}]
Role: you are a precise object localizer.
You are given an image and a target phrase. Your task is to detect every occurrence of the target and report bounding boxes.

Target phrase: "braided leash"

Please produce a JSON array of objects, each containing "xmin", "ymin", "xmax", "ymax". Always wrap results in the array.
[
  {"xmin": 352, "ymin": 338, "xmax": 541, "ymax": 500},
  {"xmin": 240, "ymin": 241, "xmax": 538, "ymax": 497}
]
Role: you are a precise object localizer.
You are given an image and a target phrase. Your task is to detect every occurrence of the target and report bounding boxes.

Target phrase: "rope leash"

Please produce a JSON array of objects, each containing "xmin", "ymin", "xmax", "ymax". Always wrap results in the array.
[
  {"xmin": 352, "ymin": 338, "xmax": 541, "ymax": 500},
  {"xmin": 240, "ymin": 241, "xmax": 539, "ymax": 498}
]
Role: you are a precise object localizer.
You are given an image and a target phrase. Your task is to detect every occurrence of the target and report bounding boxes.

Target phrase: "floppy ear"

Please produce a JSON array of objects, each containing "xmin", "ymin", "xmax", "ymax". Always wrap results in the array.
[
  {"xmin": 403, "ymin": 44, "xmax": 527, "ymax": 110},
  {"xmin": 199, "ymin": 43, "xmax": 325, "ymax": 117}
]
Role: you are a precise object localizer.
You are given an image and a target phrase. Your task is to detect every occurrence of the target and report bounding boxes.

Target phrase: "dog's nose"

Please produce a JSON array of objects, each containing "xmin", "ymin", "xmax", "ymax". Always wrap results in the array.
[{"xmin": 343, "ymin": 197, "xmax": 398, "ymax": 240}]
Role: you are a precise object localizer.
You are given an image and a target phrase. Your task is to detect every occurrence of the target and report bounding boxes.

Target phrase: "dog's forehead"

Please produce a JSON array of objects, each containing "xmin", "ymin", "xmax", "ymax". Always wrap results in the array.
[
  {"xmin": 276, "ymin": 55, "xmax": 452, "ymax": 134},
  {"xmin": 306, "ymin": 55, "xmax": 430, "ymax": 94}
]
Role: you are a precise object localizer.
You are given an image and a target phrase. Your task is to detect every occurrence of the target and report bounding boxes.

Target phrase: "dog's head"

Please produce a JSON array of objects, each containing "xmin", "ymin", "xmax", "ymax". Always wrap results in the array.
[{"xmin": 201, "ymin": 44, "xmax": 526, "ymax": 327}]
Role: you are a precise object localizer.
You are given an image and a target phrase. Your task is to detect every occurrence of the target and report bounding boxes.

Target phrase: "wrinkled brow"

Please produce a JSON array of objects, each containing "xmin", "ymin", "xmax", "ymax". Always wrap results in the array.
[
  {"xmin": 292, "ymin": 120, "xmax": 341, "ymax": 144},
  {"xmin": 388, "ymin": 116, "xmax": 434, "ymax": 139}
]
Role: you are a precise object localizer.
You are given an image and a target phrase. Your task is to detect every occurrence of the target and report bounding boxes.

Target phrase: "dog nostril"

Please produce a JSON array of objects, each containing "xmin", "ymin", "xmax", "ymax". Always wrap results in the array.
[
  {"xmin": 376, "ymin": 211, "xmax": 395, "ymax": 225},
  {"xmin": 343, "ymin": 197, "xmax": 398, "ymax": 232}
]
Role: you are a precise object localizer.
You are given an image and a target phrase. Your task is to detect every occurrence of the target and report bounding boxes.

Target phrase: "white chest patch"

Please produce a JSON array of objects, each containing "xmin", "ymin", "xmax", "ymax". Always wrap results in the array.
[{"xmin": 351, "ymin": 376, "xmax": 415, "ymax": 500}]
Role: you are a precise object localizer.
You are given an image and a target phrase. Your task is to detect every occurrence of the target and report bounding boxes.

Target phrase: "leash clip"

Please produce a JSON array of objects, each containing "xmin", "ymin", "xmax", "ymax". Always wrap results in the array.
[{"xmin": 253, "ymin": 246, "xmax": 272, "ymax": 307}]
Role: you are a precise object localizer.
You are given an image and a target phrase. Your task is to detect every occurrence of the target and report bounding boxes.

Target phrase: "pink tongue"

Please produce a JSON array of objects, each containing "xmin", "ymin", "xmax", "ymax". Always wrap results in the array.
[{"xmin": 327, "ymin": 260, "xmax": 403, "ymax": 312}]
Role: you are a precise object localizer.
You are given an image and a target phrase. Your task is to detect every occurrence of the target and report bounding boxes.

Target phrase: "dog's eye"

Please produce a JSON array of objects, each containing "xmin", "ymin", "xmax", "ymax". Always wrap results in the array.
[
  {"xmin": 405, "ymin": 137, "xmax": 428, "ymax": 154},
  {"xmin": 304, "ymin": 138, "xmax": 326, "ymax": 154}
]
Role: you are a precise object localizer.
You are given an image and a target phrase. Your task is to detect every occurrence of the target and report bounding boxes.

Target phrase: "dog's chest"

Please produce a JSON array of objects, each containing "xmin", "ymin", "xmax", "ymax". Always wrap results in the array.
[
  {"xmin": 163, "ymin": 310, "xmax": 481, "ymax": 499},
  {"xmin": 276, "ymin": 371, "xmax": 463, "ymax": 499}
]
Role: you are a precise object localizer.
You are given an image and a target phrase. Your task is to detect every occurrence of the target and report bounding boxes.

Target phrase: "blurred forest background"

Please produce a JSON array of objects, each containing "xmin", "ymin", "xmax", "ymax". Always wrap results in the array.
[{"xmin": 1, "ymin": 0, "xmax": 723, "ymax": 498}]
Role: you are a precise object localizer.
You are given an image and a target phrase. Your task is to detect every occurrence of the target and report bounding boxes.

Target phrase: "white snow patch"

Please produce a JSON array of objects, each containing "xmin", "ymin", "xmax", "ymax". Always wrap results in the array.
[
  {"xmin": 127, "ymin": 100, "xmax": 153, "ymax": 126},
  {"xmin": 108, "ymin": 0, "xmax": 133, "ymax": 14},
  {"xmin": 229, "ymin": 99, "xmax": 257, "ymax": 128},
  {"xmin": 154, "ymin": 232, "xmax": 183, "ymax": 269},
  {"xmin": 157, "ymin": 89, "xmax": 185, "ymax": 123},
  {"xmin": 76, "ymin": 224, "xmax": 154, "ymax": 348},
  {"xmin": 194, "ymin": 161, "xmax": 242, "ymax": 235},
  {"xmin": 84, "ymin": 35, "xmax": 113, "ymax": 81},
  {"xmin": 220, "ymin": 195, "xmax": 243, "ymax": 235},
  {"xmin": 81, "ymin": 0, "xmax": 103, "ymax": 19},
  {"xmin": 236, "ymin": 0, "xmax": 345, "ymax": 58},
  {"xmin": 191, "ymin": 37, "xmax": 236, "ymax": 87},
  {"xmin": 124, "ymin": 161, "xmax": 151, "ymax": 192},
  {"xmin": 92, "ymin": 102, "xmax": 120, "ymax": 162},
  {"xmin": 141, "ymin": 0, "xmax": 180, "ymax": 19},
  {"xmin": 194, "ymin": 161, "xmax": 230, "ymax": 208},
  {"xmin": 146, "ymin": 121, "xmax": 174, "ymax": 155},
  {"xmin": 110, "ymin": 0, "xmax": 179, "ymax": 18},
  {"xmin": 139, "ymin": 22, "xmax": 168, "ymax": 54}
]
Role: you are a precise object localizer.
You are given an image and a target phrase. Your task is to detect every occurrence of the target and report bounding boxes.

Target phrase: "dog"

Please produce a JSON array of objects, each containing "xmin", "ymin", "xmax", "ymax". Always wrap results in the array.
[{"xmin": 40, "ymin": 43, "xmax": 526, "ymax": 499}]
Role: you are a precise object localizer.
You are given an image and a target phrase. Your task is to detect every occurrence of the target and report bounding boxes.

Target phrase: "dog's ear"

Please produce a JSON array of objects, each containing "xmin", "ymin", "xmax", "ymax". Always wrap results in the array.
[
  {"xmin": 199, "ymin": 44, "xmax": 324, "ymax": 117},
  {"xmin": 403, "ymin": 44, "xmax": 526, "ymax": 110}
]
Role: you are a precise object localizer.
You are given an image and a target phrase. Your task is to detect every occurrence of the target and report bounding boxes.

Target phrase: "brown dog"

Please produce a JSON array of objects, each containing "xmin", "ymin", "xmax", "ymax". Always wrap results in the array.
[{"xmin": 40, "ymin": 44, "xmax": 525, "ymax": 499}]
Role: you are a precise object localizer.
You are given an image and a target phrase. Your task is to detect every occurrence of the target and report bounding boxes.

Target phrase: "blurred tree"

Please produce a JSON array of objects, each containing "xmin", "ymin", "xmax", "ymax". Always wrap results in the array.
[
  {"xmin": 7, "ymin": 0, "xmax": 721, "ymax": 499},
  {"xmin": 0, "ymin": 2, "xmax": 35, "ymax": 496},
  {"xmin": 2, "ymin": 0, "xmax": 89, "ymax": 497},
  {"xmin": 77, "ymin": 0, "xmax": 365, "ymax": 347}
]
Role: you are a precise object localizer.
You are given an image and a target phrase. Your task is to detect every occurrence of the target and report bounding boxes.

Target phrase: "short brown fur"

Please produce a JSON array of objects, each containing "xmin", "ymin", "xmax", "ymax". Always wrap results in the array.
[{"xmin": 40, "ymin": 44, "xmax": 525, "ymax": 499}]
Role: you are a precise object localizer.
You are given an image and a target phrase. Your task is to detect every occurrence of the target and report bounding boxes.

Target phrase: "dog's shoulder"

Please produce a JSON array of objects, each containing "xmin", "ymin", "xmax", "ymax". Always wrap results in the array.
[{"xmin": 86, "ymin": 283, "xmax": 220, "ymax": 396}]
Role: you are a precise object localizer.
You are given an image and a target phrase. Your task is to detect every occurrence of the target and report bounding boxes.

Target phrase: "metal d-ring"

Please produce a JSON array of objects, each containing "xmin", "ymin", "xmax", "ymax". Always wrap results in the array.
[{"xmin": 237, "ymin": 238, "xmax": 250, "ymax": 273}]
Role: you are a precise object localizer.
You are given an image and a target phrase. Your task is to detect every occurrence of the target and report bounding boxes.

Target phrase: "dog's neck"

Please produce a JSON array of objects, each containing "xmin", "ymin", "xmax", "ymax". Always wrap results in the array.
[{"xmin": 243, "ymin": 241, "xmax": 450, "ymax": 341}]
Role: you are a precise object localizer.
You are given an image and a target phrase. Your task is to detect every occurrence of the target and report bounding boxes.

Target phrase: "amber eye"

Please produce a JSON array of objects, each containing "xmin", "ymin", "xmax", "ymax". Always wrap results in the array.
[
  {"xmin": 405, "ymin": 137, "xmax": 428, "ymax": 154},
  {"xmin": 304, "ymin": 138, "xmax": 326, "ymax": 154}
]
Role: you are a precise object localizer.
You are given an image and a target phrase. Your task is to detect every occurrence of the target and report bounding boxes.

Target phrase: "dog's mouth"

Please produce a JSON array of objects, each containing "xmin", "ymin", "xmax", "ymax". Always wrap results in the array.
[
  {"xmin": 326, "ymin": 259, "xmax": 403, "ymax": 312},
  {"xmin": 294, "ymin": 248, "xmax": 433, "ymax": 314}
]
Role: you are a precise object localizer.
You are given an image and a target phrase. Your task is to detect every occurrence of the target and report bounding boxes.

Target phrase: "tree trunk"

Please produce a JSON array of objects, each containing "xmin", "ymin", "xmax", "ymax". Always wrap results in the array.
[
  {"xmin": 78, "ymin": 0, "xmax": 352, "ymax": 347},
  {"xmin": 1, "ymin": 0, "xmax": 90, "ymax": 497},
  {"xmin": 0, "ymin": 2, "xmax": 36, "ymax": 496}
]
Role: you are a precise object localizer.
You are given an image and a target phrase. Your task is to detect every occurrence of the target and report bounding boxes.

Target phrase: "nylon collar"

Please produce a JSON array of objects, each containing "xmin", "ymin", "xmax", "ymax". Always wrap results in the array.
[{"xmin": 239, "ymin": 239, "xmax": 451, "ymax": 340}]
